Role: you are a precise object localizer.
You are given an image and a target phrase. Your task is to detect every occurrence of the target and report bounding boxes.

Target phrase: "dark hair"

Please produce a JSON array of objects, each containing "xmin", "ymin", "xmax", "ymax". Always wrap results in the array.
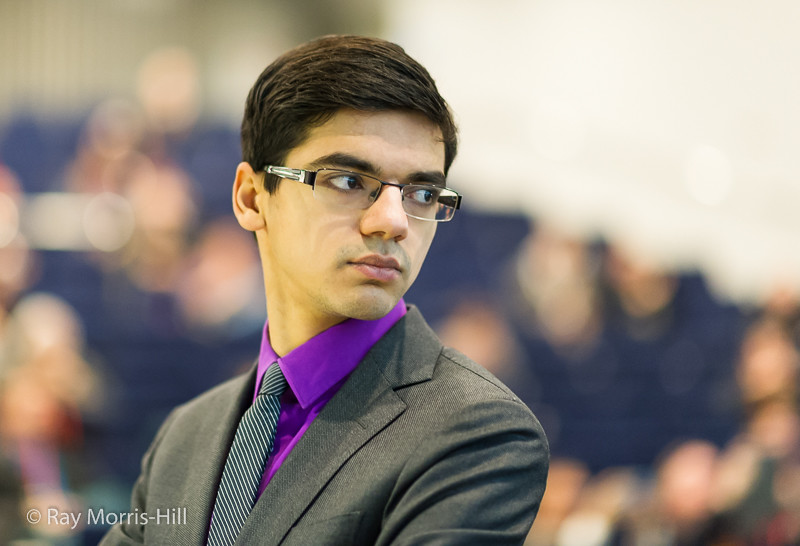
[{"xmin": 241, "ymin": 35, "xmax": 458, "ymax": 193}]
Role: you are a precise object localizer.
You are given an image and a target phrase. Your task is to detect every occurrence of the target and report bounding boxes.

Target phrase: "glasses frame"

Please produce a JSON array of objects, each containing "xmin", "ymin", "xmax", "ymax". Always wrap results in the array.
[{"xmin": 263, "ymin": 165, "xmax": 462, "ymax": 222}]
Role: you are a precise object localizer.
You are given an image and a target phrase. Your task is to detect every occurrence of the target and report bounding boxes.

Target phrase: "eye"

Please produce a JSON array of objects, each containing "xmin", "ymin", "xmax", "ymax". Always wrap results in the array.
[
  {"xmin": 406, "ymin": 186, "xmax": 439, "ymax": 205},
  {"xmin": 323, "ymin": 172, "xmax": 365, "ymax": 192}
]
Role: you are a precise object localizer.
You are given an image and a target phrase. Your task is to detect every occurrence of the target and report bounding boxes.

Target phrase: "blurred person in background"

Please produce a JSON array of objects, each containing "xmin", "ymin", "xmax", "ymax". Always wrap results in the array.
[
  {"xmin": 524, "ymin": 458, "xmax": 591, "ymax": 546},
  {"xmin": 647, "ymin": 440, "xmax": 721, "ymax": 546},
  {"xmin": 64, "ymin": 97, "xmax": 200, "ymax": 296},
  {"xmin": 553, "ymin": 465, "xmax": 639, "ymax": 546},
  {"xmin": 530, "ymin": 312, "xmax": 800, "ymax": 546},
  {"xmin": 176, "ymin": 217, "xmax": 265, "ymax": 341},
  {"xmin": 61, "ymin": 98, "xmax": 146, "ymax": 197},
  {"xmin": 735, "ymin": 317, "xmax": 798, "ymax": 411},
  {"xmin": 117, "ymin": 158, "xmax": 198, "ymax": 295},
  {"xmin": 0, "ymin": 165, "xmax": 39, "ymax": 542},
  {"xmin": 60, "ymin": 47, "xmax": 203, "ymax": 312},
  {"xmin": 102, "ymin": 35, "xmax": 549, "ymax": 545},
  {"xmin": 708, "ymin": 316, "xmax": 800, "ymax": 544},
  {"xmin": 0, "ymin": 293, "xmax": 105, "ymax": 543},
  {"xmin": 507, "ymin": 223, "xmax": 604, "ymax": 356},
  {"xmin": 601, "ymin": 245, "xmax": 678, "ymax": 342}
]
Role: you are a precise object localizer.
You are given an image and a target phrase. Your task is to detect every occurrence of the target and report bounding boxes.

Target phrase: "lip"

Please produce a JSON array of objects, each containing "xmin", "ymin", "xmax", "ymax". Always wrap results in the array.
[
  {"xmin": 348, "ymin": 255, "xmax": 403, "ymax": 282},
  {"xmin": 351, "ymin": 255, "xmax": 402, "ymax": 270}
]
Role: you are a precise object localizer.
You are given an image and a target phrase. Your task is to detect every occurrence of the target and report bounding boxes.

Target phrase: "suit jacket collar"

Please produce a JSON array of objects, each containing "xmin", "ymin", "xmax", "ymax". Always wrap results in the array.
[{"xmin": 238, "ymin": 305, "xmax": 442, "ymax": 544}]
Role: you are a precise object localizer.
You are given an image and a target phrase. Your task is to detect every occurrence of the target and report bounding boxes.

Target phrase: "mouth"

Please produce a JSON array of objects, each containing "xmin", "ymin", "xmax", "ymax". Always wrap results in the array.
[{"xmin": 348, "ymin": 255, "xmax": 403, "ymax": 282}]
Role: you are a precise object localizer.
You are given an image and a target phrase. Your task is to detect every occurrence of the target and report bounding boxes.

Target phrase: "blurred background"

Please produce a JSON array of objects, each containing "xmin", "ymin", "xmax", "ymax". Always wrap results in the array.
[{"xmin": 1, "ymin": 0, "xmax": 799, "ymax": 544}]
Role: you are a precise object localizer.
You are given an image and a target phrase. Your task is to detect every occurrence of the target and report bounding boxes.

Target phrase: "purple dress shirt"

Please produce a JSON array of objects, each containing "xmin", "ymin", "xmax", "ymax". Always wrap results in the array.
[{"xmin": 252, "ymin": 299, "xmax": 407, "ymax": 497}]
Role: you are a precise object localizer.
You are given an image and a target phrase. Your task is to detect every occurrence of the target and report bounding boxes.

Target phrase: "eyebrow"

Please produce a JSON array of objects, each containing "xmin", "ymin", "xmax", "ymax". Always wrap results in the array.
[{"xmin": 308, "ymin": 152, "xmax": 447, "ymax": 187}]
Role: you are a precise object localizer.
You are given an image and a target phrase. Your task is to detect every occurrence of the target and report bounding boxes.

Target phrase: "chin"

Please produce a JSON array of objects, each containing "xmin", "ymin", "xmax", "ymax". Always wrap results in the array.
[{"xmin": 335, "ymin": 289, "xmax": 402, "ymax": 321}]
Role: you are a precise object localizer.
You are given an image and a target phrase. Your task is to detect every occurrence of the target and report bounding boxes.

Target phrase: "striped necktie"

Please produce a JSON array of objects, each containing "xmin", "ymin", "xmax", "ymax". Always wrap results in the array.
[{"xmin": 207, "ymin": 363, "xmax": 288, "ymax": 546}]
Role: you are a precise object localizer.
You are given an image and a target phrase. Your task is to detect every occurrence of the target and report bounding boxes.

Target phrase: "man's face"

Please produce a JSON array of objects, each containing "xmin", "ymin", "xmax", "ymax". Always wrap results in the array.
[{"xmin": 253, "ymin": 108, "xmax": 444, "ymax": 331}]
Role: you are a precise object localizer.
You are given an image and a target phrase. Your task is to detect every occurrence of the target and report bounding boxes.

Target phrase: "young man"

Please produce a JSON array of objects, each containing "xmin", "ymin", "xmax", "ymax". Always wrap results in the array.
[{"xmin": 102, "ymin": 35, "xmax": 549, "ymax": 545}]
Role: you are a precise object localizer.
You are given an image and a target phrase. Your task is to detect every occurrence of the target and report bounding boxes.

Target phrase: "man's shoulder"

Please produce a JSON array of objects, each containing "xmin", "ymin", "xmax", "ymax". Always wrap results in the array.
[
  {"xmin": 391, "ymin": 307, "xmax": 522, "ymax": 398},
  {"xmin": 435, "ymin": 345, "xmax": 522, "ymax": 402},
  {"xmin": 388, "ymin": 308, "xmax": 537, "ymax": 423},
  {"xmin": 169, "ymin": 367, "xmax": 253, "ymax": 421}
]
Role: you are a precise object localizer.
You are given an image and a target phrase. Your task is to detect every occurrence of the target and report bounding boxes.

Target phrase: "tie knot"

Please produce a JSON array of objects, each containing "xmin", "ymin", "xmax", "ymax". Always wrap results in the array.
[{"xmin": 259, "ymin": 363, "xmax": 288, "ymax": 397}]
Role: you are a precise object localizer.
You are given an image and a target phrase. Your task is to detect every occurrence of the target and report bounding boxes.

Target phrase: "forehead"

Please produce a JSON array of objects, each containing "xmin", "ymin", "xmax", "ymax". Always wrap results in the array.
[{"xmin": 285, "ymin": 109, "xmax": 446, "ymax": 175}]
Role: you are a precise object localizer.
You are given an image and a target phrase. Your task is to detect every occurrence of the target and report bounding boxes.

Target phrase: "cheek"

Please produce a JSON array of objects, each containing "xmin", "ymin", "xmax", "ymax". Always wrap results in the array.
[
  {"xmin": 406, "ymin": 224, "xmax": 437, "ymax": 276},
  {"xmin": 267, "ymin": 192, "xmax": 334, "ymax": 263},
  {"xmin": 282, "ymin": 216, "xmax": 354, "ymax": 276},
  {"xmin": 307, "ymin": 216, "xmax": 354, "ymax": 254}
]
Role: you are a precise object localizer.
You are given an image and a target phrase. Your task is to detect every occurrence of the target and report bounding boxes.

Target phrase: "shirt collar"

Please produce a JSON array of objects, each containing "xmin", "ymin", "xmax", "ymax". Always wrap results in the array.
[{"xmin": 256, "ymin": 299, "xmax": 407, "ymax": 408}]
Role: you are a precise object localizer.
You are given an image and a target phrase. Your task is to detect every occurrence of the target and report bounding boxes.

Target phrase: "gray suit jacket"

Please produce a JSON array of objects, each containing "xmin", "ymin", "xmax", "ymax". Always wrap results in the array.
[{"xmin": 101, "ymin": 307, "xmax": 549, "ymax": 545}]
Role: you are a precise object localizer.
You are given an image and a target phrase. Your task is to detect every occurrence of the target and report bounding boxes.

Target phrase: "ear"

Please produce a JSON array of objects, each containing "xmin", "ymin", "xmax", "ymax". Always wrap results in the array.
[{"xmin": 232, "ymin": 162, "xmax": 266, "ymax": 232}]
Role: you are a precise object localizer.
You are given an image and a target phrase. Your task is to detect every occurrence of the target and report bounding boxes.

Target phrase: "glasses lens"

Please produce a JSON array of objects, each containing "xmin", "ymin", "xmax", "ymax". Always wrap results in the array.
[
  {"xmin": 313, "ymin": 170, "xmax": 378, "ymax": 209},
  {"xmin": 313, "ymin": 169, "xmax": 459, "ymax": 222},
  {"xmin": 402, "ymin": 185, "xmax": 458, "ymax": 222},
  {"xmin": 402, "ymin": 185, "xmax": 442, "ymax": 220}
]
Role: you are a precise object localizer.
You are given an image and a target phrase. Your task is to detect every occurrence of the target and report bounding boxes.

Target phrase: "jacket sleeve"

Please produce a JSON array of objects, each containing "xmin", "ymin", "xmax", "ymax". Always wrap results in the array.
[{"xmin": 376, "ymin": 397, "xmax": 550, "ymax": 546}]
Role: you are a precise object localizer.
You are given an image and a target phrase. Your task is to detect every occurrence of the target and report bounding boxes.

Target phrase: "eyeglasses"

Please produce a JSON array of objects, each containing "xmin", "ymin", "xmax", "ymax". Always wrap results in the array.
[{"xmin": 263, "ymin": 166, "xmax": 462, "ymax": 222}]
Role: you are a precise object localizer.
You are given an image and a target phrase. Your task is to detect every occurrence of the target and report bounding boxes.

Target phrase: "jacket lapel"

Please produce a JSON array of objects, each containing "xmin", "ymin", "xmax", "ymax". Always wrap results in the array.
[
  {"xmin": 238, "ymin": 307, "xmax": 442, "ymax": 544},
  {"xmin": 162, "ymin": 367, "xmax": 257, "ymax": 545}
]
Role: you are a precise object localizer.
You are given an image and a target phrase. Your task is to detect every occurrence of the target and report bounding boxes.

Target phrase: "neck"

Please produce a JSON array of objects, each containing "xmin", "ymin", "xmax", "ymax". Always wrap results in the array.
[
  {"xmin": 257, "ymin": 234, "xmax": 348, "ymax": 355},
  {"xmin": 265, "ymin": 304, "xmax": 345, "ymax": 356}
]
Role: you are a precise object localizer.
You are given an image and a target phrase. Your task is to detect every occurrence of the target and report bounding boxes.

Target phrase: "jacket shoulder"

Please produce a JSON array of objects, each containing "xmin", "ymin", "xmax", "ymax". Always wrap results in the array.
[{"xmin": 437, "ymin": 345, "xmax": 523, "ymax": 402}]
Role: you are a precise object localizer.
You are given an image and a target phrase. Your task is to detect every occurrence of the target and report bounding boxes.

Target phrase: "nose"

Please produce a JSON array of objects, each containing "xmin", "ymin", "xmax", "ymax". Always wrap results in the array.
[{"xmin": 359, "ymin": 185, "xmax": 408, "ymax": 241}]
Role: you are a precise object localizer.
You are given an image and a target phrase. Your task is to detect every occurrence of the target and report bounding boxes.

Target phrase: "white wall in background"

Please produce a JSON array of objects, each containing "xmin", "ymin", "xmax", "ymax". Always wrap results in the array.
[{"xmin": 385, "ymin": 0, "xmax": 800, "ymax": 303}]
